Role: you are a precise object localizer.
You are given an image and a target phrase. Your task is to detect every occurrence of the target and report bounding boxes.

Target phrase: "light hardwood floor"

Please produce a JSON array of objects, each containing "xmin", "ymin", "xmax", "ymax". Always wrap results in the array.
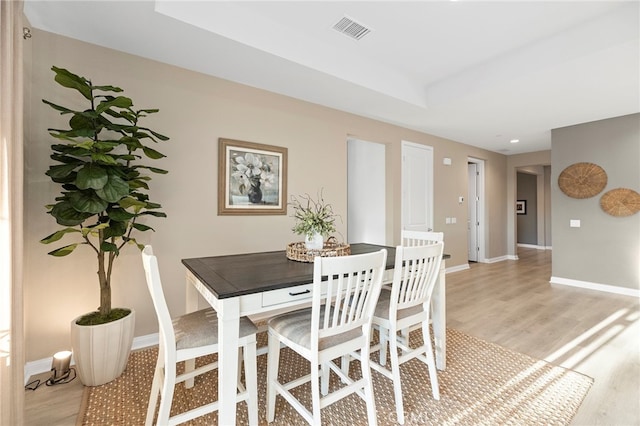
[{"xmin": 24, "ymin": 247, "xmax": 639, "ymax": 425}]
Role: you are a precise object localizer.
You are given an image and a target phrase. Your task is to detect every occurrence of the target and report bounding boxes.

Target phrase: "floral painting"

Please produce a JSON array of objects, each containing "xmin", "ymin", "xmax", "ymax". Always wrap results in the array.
[{"xmin": 218, "ymin": 138, "xmax": 287, "ymax": 215}]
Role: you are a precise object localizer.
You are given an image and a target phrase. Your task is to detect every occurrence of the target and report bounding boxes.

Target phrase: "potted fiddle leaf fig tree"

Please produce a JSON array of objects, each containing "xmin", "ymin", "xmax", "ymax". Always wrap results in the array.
[{"xmin": 40, "ymin": 66, "xmax": 169, "ymax": 385}]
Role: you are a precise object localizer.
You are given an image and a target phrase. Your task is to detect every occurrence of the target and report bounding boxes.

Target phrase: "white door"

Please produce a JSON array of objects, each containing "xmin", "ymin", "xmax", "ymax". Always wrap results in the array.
[
  {"xmin": 468, "ymin": 163, "xmax": 479, "ymax": 261},
  {"xmin": 401, "ymin": 141, "xmax": 433, "ymax": 233}
]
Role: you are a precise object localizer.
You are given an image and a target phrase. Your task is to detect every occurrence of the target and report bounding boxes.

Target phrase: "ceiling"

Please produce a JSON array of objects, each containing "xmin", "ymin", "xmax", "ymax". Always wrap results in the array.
[{"xmin": 24, "ymin": 1, "xmax": 639, "ymax": 155}]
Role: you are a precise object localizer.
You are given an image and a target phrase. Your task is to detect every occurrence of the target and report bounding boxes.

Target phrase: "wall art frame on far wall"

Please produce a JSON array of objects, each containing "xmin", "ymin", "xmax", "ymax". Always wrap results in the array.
[
  {"xmin": 218, "ymin": 138, "xmax": 288, "ymax": 215},
  {"xmin": 516, "ymin": 200, "xmax": 527, "ymax": 215}
]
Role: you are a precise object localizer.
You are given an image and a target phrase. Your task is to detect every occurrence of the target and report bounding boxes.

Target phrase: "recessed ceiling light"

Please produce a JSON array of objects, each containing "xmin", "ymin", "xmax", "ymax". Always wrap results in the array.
[{"xmin": 510, "ymin": 139, "xmax": 520, "ymax": 144}]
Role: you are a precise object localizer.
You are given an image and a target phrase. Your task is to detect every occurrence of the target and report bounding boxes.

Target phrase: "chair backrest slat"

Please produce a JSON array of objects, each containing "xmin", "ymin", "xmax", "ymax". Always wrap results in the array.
[
  {"xmin": 313, "ymin": 250, "xmax": 387, "ymax": 345},
  {"xmin": 401, "ymin": 230, "xmax": 444, "ymax": 247},
  {"xmin": 390, "ymin": 243, "xmax": 443, "ymax": 318}
]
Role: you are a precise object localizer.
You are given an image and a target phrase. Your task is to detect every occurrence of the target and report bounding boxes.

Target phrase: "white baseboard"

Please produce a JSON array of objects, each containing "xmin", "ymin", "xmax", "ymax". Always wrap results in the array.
[
  {"xmin": 550, "ymin": 276, "xmax": 640, "ymax": 298},
  {"xmin": 517, "ymin": 243, "xmax": 551, "ymax": 250},
  {"xmin": 445, "ymin": 264, "xmax": 470, "ymax": 274},
  {"xmin": 24, "ymin": 332, "xmax": 159, "ymax": 385},
  {"xmin": 485, "ymin": 255, "xmax": 516, "ymax": 263}
]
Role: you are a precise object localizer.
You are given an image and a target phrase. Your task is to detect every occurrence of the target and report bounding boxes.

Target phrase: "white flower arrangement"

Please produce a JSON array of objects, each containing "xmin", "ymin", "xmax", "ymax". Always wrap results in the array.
[{"xmin": 231, "ymin": 152, "xmax": 275, "ymax": 194}]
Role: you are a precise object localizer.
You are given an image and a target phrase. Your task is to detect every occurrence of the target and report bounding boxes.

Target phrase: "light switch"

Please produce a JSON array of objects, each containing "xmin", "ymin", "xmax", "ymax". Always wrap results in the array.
[
  {"xmin": 570, "ymin": 219, "xmax": 581, "ymax": 228},
  {"xmin": 445, "ymin": 217, "xmax": 451, "ymax": 224},
  {"xmin": 451, "ymin": 217, "xmax": 457, "ymax": 224}
]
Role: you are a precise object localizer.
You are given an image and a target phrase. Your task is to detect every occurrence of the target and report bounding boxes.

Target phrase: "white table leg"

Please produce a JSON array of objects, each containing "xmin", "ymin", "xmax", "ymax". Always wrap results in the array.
[
  {"xmin": 432, "ymin": 260, "xmax": 446, "ymax": 370},
  {"xmin": 185, "ymin": 273, "xmax": 199, "ymax": 388},
  {"xmin": 218, "ymin": 298, "xmax": 241, "ymax": 426}
]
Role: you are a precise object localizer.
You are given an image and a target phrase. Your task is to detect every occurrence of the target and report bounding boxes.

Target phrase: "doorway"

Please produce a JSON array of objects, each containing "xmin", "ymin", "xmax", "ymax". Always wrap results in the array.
[
  {"xmin": 347, "ymin": 138, "xmax": 386, "ymax": 245},
  {"xmin": 467, "ymin": 157, "xmax": 486, "ymax": 262}
]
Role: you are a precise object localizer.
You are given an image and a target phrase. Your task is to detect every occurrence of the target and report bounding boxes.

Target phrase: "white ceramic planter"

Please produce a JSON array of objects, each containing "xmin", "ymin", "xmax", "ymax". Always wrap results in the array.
[
  {"xmin": 305, "ymin": 232, "xmax": 324, "ymax": 250},
  {"xmin": 70, "ymin": 308, "xmax": 135, "ymax": 386}
]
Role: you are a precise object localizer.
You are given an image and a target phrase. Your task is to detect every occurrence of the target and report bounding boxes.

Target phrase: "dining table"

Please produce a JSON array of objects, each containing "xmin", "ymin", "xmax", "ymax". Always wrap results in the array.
[{"xmin": 181, "ymin": 243, "xmax": 448, "ymax": 425}]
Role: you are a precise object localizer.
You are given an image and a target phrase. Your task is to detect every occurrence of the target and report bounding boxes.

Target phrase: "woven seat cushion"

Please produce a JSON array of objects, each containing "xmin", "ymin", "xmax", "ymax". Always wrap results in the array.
[
  {"xmin": 173, "ymin": 308, "xmax": 257, "ymax": 350},
  {"xmin": 268, "ymin": 307, "xmax": 362, "ymax": 351},
  {"xmin": 374, "ymin": 287, "xmax": 423, "ymax": 321}
]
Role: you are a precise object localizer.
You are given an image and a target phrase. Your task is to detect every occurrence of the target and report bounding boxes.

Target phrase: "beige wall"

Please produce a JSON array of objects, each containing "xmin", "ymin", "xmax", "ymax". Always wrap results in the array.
[{"xmin": 23, "ymin": 30, "xmax": 508, "ymax": 361}]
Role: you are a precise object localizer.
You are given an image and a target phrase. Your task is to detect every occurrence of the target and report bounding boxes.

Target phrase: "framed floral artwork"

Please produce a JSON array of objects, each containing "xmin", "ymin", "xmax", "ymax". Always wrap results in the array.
[
  {"xmin": 516, "ymin": 200, "xmax": 526, "ymax": 215},
  {"xmin": 218, "ymin": 138, "xmax": 288, "ymax": 215}
]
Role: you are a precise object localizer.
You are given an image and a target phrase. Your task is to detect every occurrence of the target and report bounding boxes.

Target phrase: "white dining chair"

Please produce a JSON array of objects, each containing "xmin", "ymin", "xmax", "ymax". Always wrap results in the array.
[
  {"xmin": 396, "ymin": 230, "xmax": 444, "ymax": 345},
  {"xmin": 141, "ymin": 246, "xmax": 259, "ymax": 426},
  {"xmin": 401, "ymin": 229, "xmax": 444, "ymax": 246},
  {"xmin": 266, "ymin": 249, "xmax": 388, "ymax": 426},
  {"xmin": 370, "ymin": 243, "xmax": 443, "ymax": 425}
]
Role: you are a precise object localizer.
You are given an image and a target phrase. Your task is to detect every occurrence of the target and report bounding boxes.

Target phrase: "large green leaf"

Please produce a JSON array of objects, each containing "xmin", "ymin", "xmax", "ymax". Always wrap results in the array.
[
  {"xmin": 81, "ymin": 222, "xmax": 109, "ymax": 238},
  {"xmin": 69, "ymin": 113, "xmax": 95, "ymax": 132},
  {"xmin": 69, "ymin": 191, "xmax": 108, "ymax": 214},
  {"xmin": 76, "ymin": 164, "xmax": 108, "ymax": 190},
  {"xmin": 48, "ymin": 244, "xmax": 80, "ymax": 257},
  {"xmin": 46, "ymin": 163, "xmax": 81, "ymax": 179},
  {"xmin": 40, "ymin": 228, "xmax": 81, "ymax": 244},
  {"xmin": 118, "ymin": 197, "xmax": 146, "ymax": 209},
  {"xmin": 96, "ymin": 96, "xmax": 133, "ymax": 114},
  {"xmin": 142, "ymin": 146, "xmax": 166, "ymax": 160},
  {"xmin": 52, "ymin": 66, "xmax": 92, "ymax": 100},
  {"xmin": 51, "ymin": 153, "xmax": 82, "ymax": 164},
  {"xmin": 93, "ymin": 141, "xmax": 119, "ymax": 151},
  {"xmin": 95, "ymin": 174, "xmax": 129, "ymax": 203},
  {"xmin": 107, "ymin": 208, "xmax": 135, "ymax": 221},
  {"xmin": 50, "ymin": 201, "xmax": 93, "ymax": 226},
  {"xmin": 91, "ymin": 153, "xmax": 118, "ymax": 165},
  {"xmin": 132, "ymin": 223, "xmax": 154, "ymax": 232},
  {"xmin": 103, "ymin": 220, "xmax": 127, "ymax": 239},
  {"xmin": 91, "ymin": 85, "xmax": 123, "ymax": 93},
  {"xmin": 42, "ymin": 99, "xmax": 75, "ymax": 115},
  {"xmin": 100, "ymin": 241, "xmax": 118, "ymax": 253},
  {"xmin": 140, "ymin": 211, "xmax": 167, "ymax": 218},
  {"xmin": 133, "ymin": 165, "xmax": 168, "ymax": 175}
]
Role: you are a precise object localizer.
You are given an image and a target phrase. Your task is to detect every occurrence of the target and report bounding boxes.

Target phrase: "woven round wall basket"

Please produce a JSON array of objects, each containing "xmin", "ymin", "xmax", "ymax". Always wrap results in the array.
[
  {"xmin": 600, "ymin": 188, "xmax": 640, "ymax": 217},
  {"xmin": 558, "ymin": 162, "xmax": 607, "ymax": 199},
  {"xmin": 286, "ymin": 239, "xmax": 351, "ymax": 262}
]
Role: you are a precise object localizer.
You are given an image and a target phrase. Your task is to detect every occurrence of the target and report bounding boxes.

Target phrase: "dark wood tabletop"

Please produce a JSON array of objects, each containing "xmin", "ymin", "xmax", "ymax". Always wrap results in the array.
[{"xmin": 182, "ymin": 243, "xmax": 396, "ymax": 299}]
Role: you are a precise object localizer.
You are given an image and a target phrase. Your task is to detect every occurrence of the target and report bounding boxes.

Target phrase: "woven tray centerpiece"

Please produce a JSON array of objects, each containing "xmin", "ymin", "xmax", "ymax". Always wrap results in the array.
[{"xmin": 286, "ymin": 238, "xmax": 351, "ymax": 262}]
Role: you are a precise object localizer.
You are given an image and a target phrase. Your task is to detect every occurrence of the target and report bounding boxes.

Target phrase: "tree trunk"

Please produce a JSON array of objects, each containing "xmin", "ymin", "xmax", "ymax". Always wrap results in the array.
[{"xmin": 97, "ymin": 232, "xmax": 111, "ymax": 316}]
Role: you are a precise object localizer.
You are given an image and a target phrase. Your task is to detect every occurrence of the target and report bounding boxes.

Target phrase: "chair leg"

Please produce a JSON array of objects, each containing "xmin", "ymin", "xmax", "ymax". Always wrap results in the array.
[
  {"xmin": 156, "ymin": 362, "xmax": 176, "ymax": 425},
  {"xmin": 310, "ymin": 361, "xmax": 322, "ymax": 426},
  {"xmin": 244, "ymin": 339, "xmax": 259, "ymax": 426},
  {"xmin": 266, "ymin": 332, "xmax": 280, "ymax": 422},
  {"xmin": 184, "ymin": 358, "xmax": 195, "ymax": 388},
  {"xmin": 360, "ymin": 344, "xmax": 378, "ymax": 426},
  {"xmin": 320, "ymin": 362, "xmax": 330, "ymax": 396},
  {"xmin": 400, "ymin": 327, "xmax": 410, "ymax": 354},
  {"xmin": 422, "ymin": 321, "xmax": 440, "ymax": 400},
  {"xmin": 389, "ymin": 327, "xmax": 405, "ymax": 425},
  {"xmin": 145, "ymin": 362, "xmax": 163, "ymax": 426},
  {"xmin": 379, "ymin": 326, "xmax": 388, "ymax": 366}
]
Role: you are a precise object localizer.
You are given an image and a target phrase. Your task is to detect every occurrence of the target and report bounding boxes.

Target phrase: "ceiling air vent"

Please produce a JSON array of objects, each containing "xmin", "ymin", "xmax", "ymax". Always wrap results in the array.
[{"xmin": 332, "ymin": 16, "xmax": 372, "ymax": 41}]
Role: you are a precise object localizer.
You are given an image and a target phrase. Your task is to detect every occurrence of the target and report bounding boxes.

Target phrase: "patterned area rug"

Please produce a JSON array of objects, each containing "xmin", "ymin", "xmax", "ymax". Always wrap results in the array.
[{"xmin": 77, "ymin": 329, "xmax": 593, "ymax": 425}]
